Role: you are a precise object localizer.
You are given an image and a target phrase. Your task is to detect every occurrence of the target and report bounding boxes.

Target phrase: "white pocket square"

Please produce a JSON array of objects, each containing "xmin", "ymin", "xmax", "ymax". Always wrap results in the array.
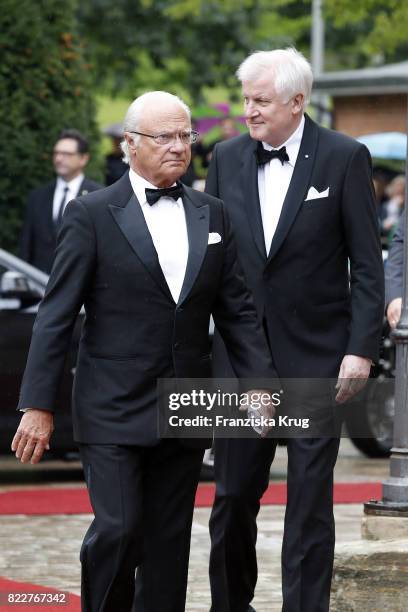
[
  {"xmin": 305, "ymin": 186, "xmax": 330, "ymax": 201},
  {"xmin": 208, "ymin": 232, "xmax": 222, "ymax": 245}
]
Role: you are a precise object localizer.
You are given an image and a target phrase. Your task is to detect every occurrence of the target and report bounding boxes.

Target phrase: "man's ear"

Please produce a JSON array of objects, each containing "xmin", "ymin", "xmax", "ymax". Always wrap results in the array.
[
  {"xmin": 291, "ymin": 93, "xmax": 304, "ymax": 115},
  {"xmin": 79, "ymin": 153, "xmax": 90, "ymax": 169},
  {"xmin": 124, "ymin": 132, "xmax": 137, "ymax": 153}
]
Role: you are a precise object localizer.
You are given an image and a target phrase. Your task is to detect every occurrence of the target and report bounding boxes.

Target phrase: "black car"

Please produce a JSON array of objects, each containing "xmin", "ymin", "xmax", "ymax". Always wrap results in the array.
[
  {"xmin": 0, "ymin": 247, "xmax": 395, "ymax": 459},
  {"xmin": 0, "ymin": 247, "xmax": 82, "ymax": 455}
]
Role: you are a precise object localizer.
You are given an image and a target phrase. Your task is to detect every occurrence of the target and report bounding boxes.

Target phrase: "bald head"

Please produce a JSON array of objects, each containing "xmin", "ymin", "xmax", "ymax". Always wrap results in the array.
[
  {"xmin": 122, "ymin": 91, "xmax": 192, "ymax": 187},
  {"xmin": 121, "ymin": 91, "xmax": 191, "ymax": 162}
]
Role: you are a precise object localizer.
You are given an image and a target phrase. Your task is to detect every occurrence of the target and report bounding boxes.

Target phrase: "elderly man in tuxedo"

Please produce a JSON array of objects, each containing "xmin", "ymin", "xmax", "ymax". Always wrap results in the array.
[
  {"xmin": 12, "ymin": 91, "xmax": 277, "ymax": 612},
  {"xmin": 206, "ymin": 49, "xmax": 384, "ymax": 612},
  {"xmin": 19, "ymin": 129, "xmax": 102, "ymax": 273}
]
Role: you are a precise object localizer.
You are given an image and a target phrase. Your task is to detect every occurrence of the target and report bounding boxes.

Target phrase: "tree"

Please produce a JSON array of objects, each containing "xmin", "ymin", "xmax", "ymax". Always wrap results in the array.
[
  {"xmin": 324, "ymin": 0, "xmax": 408, "ymax": 68},
  {"xmin": 77, "ymin": 0, "xmax": 316, "ymax": 104},
  {"xmin": 0, "ymin": 0, "xmax": 101, "ymax": 253},
  {"xmin": 79, "ymin": 0, "xmax": 408, "ymax": 103},
  {"xmin": 77, "ymin": 0, "xmax": 264, "ymax": 103}
]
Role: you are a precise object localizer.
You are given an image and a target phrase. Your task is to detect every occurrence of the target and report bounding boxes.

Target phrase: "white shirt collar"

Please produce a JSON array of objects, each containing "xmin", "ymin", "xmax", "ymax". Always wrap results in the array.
[
  {"xmin": 262, "ymin": 115, "xmax": 305, "ymax": 167},
  {"xmin": 56, "ymin": 173, "xmax": 84, "ymax": 195},
  {"xmin": 129, "ymin": 168, "xmax": 181, "ymax": 207}
]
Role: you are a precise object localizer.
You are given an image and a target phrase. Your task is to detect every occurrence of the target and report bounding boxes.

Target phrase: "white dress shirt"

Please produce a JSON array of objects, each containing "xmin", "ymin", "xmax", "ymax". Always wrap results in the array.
[
  {"xmin": 129, "ymin": 168, "xmax": 189, "ymax": 303},
  {"xmin": 258, "ymin": 116, "xmax": 305, "ymax": 254},
  {"xmin": 52, "ymin": 174, "xmax": 85, "ymax": 221}
]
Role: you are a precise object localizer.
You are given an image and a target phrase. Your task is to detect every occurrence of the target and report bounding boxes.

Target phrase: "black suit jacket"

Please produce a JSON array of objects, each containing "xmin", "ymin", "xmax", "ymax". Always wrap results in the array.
[
  {"xmin": 385, "ymin": 211, "xmax": 404, "ymax": 307},
  {"xmin": 18, "ymin": 172, "xmax": 276, "ymax": 447},
  {"xmin": 206, "ymin": 115, "xmax": 384, "ymax": 378},
  {"xmin": 19, "ymin": 176, "xmax": 102, "ymax": 273}
]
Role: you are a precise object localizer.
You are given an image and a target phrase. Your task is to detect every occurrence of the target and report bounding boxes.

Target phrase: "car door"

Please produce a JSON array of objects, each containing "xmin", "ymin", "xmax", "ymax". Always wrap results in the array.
[{"xmin": 0, "ymin": 252, "xmax": 81, "ymax": 455}]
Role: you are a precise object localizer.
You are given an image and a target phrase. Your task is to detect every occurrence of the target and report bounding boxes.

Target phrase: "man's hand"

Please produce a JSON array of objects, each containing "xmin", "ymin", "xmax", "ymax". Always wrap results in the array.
[
  {"xmin": 11, "ymin": 410, "xmax": 54, "ymax": 464},
  {"xmin": 335, "ymin": 355, "xmax": 371, "ymax": 404},
  {"xmin": 386, "ymin": 297, "xmax": 402, "ymax": 329},
  {"xmin": 240, "ymin": 389, "xmax": 276, "ymax": 438}
]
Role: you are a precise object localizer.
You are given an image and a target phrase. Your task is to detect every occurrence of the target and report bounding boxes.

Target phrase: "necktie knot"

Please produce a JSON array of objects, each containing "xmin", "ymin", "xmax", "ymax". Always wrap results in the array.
[
  {"xmin": 255, "ymin": 143, "xmax": 289, "ymax": 166},
  {"xmin": 145, "ymin": 183, "xmax": 183, "ymax": 206}
]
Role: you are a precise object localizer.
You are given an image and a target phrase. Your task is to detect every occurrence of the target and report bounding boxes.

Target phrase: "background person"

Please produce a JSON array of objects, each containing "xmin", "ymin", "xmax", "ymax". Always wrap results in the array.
[
  {"xmin": 385, "ymin": 208, "xmax": 407, "ymax": 329},
  {"xmin": 19, "ymin": 129, "xmax": 102, "ymax": 273},
  {"xmin": 381, "ymin": 174, "xmax": 405, "ymax": 238},
  {"xmin": 103, "ymin": 122, "xmax": 128, "ymax": 186}
]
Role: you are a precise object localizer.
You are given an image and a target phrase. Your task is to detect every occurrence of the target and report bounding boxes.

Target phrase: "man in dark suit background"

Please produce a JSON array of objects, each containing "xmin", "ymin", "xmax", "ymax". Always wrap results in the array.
[
  {"xmin": 206, "ymin": 48, "xmax": 384, "ymax": 612},
  {"xmin": 385, "ymin": 212, "xmax": 405, "ymax": 329},
  {"xmin": 19, "ymin": 128, "xmax": 102, "ymax": 273},
  {"xmin": 12, "ymin": 91, "xmax": 277, "ymax": 612}
]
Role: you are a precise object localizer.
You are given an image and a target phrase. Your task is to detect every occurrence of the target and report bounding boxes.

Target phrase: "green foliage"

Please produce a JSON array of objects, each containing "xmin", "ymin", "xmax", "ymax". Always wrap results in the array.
[
  {"xmin": 78, "ymin": 0, "xmax": 312, "ymax": 104},
  {"xmin": 5, "ymin": 0, "xmax": 407, "ymax": 258},
  {"xmin": 0, "ymin": 0, "xmax": 101, "ymax": 253},
  {"xmin": 324, "ymin": 0, "xmax": 408, "ymax": 67},
  {"xmin": 77, "ymin": 0, "xmax": 408, "ymax": 99}
]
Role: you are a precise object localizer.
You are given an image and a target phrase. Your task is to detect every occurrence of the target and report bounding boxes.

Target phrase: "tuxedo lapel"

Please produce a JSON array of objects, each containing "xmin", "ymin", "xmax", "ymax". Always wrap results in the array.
[
  {"xmin": 109, "ymin": 191, "xmax": 174, "ymax": 302},
  {"xmin": 77, "ymin": 178, "xmax": 90, "ymax": 197},
  {"xmin": 267, "ymin": 115, "xmax": 319, "ymax": 263},
  {"xmin": 178, "ymin": 187, "xmax": 209, "ymax": 306},
  {"xmin": 241, "ymin": 140, "xmax": 267, "ymax": 260}
]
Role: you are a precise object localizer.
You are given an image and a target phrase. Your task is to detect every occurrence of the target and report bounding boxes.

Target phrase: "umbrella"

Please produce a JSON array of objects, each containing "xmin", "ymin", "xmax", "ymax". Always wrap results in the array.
[
  {"xmin": 357, "ymin": 132, "xmax": 407, "ymax": 160},
  {"xmin": 103, "ymin": 122, "xmax": 124, "ymax": 138}
]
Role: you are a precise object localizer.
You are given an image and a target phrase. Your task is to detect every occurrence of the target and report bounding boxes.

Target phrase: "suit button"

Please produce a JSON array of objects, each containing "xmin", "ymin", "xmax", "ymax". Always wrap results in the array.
[{"xmin": 174, "ymin": 342, "xmax": 180, "ymax": 349}]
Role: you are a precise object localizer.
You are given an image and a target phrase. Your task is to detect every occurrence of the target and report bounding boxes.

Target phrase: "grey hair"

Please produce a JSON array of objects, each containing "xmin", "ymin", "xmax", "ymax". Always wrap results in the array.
[
  {"xmin": 236, "ymin": 48, "xmax": 313, "ymax": 108},
  {"xmin": 120, "ymin": 91, "xmax": 191, "ymax": 164}
]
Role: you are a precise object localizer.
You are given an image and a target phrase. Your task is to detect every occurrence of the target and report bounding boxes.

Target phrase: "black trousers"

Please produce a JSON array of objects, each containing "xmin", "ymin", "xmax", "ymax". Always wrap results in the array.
[
  {"xmin": 209, "ymin": 436, "xmax": 340, "ymax": 612},
  {"xmin": 79, "ymin": 440, "xmax": 204, "ymax": 612}
]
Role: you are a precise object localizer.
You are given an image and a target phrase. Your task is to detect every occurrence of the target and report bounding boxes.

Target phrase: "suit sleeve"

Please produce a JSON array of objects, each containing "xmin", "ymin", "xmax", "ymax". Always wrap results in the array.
[
  {"xmin": 341, "ymin": 144, "xmax": 384, "ymax": 360},
  {"xmin": 211, "ymin": 201, "xmax": 278, "ymax": 385},
  {"xmin": 18, "ymin": 199, "xmax": 96, "ymax": 412},
  {"xmin": 385, "ymin": 211, "xmax": 404, "ymax": 306}
]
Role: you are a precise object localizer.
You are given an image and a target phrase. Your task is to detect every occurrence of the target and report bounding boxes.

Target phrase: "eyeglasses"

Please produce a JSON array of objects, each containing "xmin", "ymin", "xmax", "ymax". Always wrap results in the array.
[
  {"xmin": 128, "ymin": 130, "xmax": 199, "ymax": 145},
  {"xmin": 53, "ymin": 150, "xmax": 81, "ymax": 157}
]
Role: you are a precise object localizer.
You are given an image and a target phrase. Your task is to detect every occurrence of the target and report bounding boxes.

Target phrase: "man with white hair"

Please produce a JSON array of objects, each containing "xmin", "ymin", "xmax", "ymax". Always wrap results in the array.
[
  {"xmin": 206, "ymin": 48, "xmax": 384, "ymax": 612},
  {"xmin": 12, "ymin": 91, "xmax": 277, "ymax": 611}
]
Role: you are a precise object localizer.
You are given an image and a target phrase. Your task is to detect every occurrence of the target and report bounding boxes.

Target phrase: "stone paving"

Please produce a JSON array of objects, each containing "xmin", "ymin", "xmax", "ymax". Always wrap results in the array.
[
  {"xmin": 0, "ymin": 506, "xmax": 365, "ymax": 611},
  {"xmin": 0, "ymin": 441, "xmax": 392, "ymax": 611}
]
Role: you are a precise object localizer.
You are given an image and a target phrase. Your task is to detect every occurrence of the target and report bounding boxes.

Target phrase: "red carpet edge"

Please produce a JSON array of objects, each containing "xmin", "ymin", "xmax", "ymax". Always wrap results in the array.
[
  {"xmin": 0, "ymin": 577, "xmax": 80, "ymax": 611},
  {"xmin": 0, "ymin": 482, "xmax": 382, "ymax": 515}
]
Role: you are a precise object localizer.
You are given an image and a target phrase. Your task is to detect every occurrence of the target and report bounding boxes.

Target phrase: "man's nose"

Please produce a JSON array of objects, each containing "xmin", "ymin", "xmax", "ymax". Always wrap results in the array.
[
  {"xmin": 169, "ymin": 138, "xmax": 186, "ymax": 153},
  {"xmin": 245, "ymin": 101, "xmax": 258, "ymax": 118}
]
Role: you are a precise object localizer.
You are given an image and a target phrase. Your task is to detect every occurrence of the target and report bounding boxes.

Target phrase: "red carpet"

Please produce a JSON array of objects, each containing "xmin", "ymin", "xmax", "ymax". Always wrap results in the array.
[
  {"xmin": 0, "ymin": 577, "xmax": 80, "ymax": 611},
  {"xmin": 0, "ymin": 482, "xmax": 382, "ymax": 515}
]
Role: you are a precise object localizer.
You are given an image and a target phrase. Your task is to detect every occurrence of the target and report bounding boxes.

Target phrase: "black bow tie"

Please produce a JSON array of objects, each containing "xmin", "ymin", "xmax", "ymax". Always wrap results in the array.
[
  {"xmin": 255, "ymin": 143, "xmax": 289, "ymax": 166},
  {"xmin": 145, "ymin": 183, "xmax": 183, "ymax": 206}
]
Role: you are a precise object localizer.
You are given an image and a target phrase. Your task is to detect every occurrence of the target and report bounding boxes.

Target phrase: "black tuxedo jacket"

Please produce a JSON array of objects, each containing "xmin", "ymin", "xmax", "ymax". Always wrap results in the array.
[
  {"xmin": 18, "ymin": 173, "xmax": 275, "ymax": 447},
  {"xmin": 206, "ymin": 115, "xmax": 384, "ymax": 378},
  {"xmin": 19, "ymin": 176, "xmax": 102, "ymax": 273}
]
